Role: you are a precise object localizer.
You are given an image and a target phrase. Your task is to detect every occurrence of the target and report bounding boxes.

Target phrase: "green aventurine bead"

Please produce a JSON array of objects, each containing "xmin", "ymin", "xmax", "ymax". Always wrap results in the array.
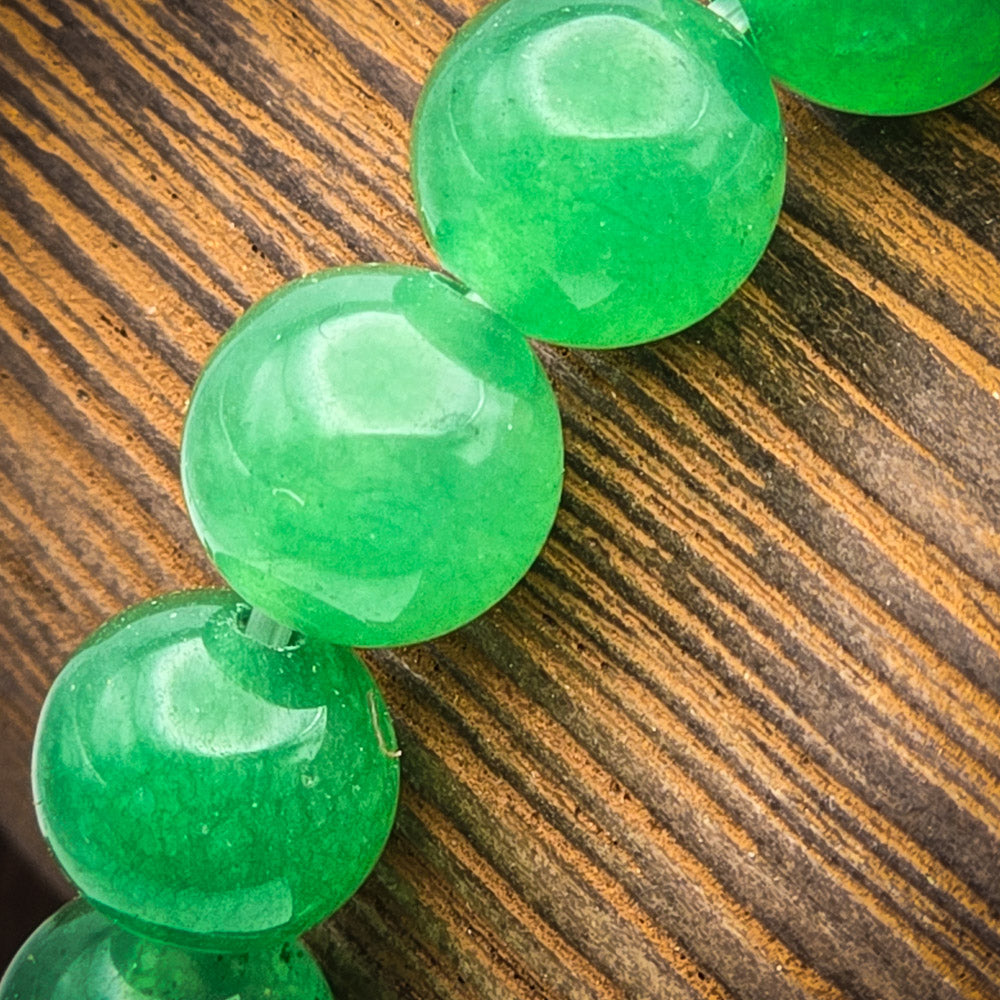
[
  {"xmin": 411, "ymin": 0, "xmax": 786, "ymax": 348},
  {"xmin": 740, "ymin": 0, "xmax": 1000, "ymax": 115},
  {"xmin": 0, "ymin": 900, "xmax": 333, "ymax": 1000},
  {"xmin": 33, "ymin": 592, "xmax": 399, "ymax": 951},
  {"xmin": 181, "ymin": 265, "xmax": 564, "ymax": 647}
]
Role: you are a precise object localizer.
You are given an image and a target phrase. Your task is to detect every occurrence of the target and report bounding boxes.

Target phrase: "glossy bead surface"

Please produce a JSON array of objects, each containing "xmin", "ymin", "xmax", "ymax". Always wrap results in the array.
[
  {"xmin": 33, "ymin": 591, "xmax": 399, "ymax": 951},
  {"xmin": 0, "ymin": 900, "xmax": 333, "ymax": 1000},
  {"xmin": 740, "ymin": 0, "xmax": 1000, "ymax": 115},
  {"xmin": 411, "ymin": 0, "xmax": 786, "ymax": 348},
  {"xmin": 181, "ymin": 265, "xmax": 564, "ymax": 647}
]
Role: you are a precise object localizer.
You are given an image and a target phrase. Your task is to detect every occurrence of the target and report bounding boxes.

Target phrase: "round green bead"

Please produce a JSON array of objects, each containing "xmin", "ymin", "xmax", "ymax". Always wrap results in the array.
[
  {"xmin": 0, "ymin": 900, "xmax": 333, "ymax": 1000},
  {"xmin": 740, "ymin": 0, "xmax": 1000, "ymax": 115},
  {"xmin": 33, "ymin": 591, "xmax": 399, "ymax": 951},
  {"xmin": 181, "ymin": 265, "xmax": 563, "ymax": 647},
  {"xmin": 410, "ymin": 0, "xmax": 786, "ymax": 348}
]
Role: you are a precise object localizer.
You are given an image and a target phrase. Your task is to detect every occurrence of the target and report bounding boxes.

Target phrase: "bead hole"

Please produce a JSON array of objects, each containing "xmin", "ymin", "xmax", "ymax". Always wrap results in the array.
[{"xmin": 238, "ymin": 605, "xmax": 302, "ymax": 651}]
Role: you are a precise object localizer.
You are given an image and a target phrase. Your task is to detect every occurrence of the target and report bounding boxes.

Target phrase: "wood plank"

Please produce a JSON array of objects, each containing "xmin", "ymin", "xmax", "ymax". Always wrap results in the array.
[{"xmin": 0, "ymin": 1, "xmax": 998, "ymax": 996}]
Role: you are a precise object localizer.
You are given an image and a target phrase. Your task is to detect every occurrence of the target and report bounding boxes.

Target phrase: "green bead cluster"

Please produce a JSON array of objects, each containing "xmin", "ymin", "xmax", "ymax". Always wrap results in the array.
[{"xmin": 7, "ymin": 0, "xmax": 990, "ymax": 996}]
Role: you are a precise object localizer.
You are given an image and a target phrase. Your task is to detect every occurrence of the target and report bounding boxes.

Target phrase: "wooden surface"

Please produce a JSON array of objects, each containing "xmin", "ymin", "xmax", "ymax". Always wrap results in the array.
[{"xmin": 1, "ymin": 1, "xmax": 1000, "ymax": 997}]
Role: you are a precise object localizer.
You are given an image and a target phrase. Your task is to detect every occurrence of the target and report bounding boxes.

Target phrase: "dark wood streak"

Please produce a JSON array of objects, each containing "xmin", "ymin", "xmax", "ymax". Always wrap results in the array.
[
  {"xmin": 757, "ymin": 230, "xmax": 1000, "ymax": 508},
  {"xmin": 290, "ymin": 0, "xmax": 423, "ymax": 117},
  {"xmin": 820, "ymin": 110, "xmax": 1000, "ymax": 261},
  {"xmin": 0, "ymin": 325, "xmax": 190, "ymax": 554},
  {"xmin": 0, "ymin": 256, "xmax": 183, "ymax": 475},
  {"xmin": 523, "ymin": 563, "xmax": 1000, "ymax": 981},
  {"xmin": 1, "ymin": 0, "xmax": 999, "ymax": 996},
  {"xmin": 0, "ymin": 154, "xmax": 209, "ymax": 382},
  {"xmin": 951, "ymin": 100, "xmax": 1000, "ymax": 153},
  {"xmin": 411, "ymin": 0, "xmax": 467, "ymax": 31},
  {"xmin": 135, "ymin": 0, "xmax": 424, "ymax": 259},
  {"xmin": 554, "ymin": 344, "xmax": 1000, "ymax": 704},
  {"xmin": 546, "ymin": 470, "xmax": 1000, "ymax": 902}
]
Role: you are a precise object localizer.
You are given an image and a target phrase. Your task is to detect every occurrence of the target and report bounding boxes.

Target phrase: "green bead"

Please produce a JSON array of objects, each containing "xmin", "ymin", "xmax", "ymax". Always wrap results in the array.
[
  {"xmin": 33, "ymin": 591, "xmax": 399, "ymax": 951},
  {"xmin": 740, "ymin": 0, "xmax": 1000, "ymax": 115},
  {"xmin": 181, "ymin": 265, "xmax": 563, "ymax": 647},
  {"xmin": 411, "ymin": 0, "xmax": 786, "ymax": 349},
  {"xmin": 0, "ymin": 900, "xmax": 333, "ymax": 1000}
]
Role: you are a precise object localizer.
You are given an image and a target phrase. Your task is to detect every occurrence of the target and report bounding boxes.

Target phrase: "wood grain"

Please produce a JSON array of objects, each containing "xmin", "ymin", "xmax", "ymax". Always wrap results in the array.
[{"xmin": 1, "ymin": 1, "xmax": 999, "ymax": 997}]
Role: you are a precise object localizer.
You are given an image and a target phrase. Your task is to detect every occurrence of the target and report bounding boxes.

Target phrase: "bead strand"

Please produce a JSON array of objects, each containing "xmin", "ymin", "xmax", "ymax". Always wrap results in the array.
[{"xmin": 3, "ymin": 1, "xmax": 998, "ymax": 996}]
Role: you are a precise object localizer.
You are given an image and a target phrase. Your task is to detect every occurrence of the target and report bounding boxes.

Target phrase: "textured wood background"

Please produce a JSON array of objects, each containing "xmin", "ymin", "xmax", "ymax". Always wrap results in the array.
[{"xmin": 2, "ymin": 1, "xmax": 1000, "ymax": 997}]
